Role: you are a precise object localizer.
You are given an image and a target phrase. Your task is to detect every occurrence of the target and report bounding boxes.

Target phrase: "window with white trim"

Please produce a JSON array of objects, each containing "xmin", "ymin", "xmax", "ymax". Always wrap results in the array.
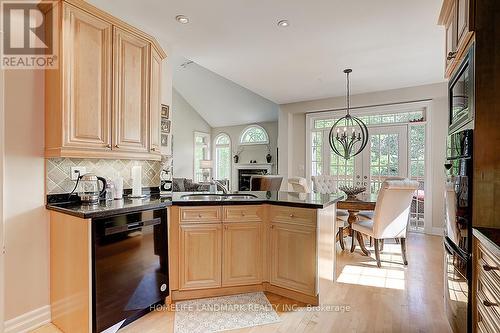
[
  {"xmin": 194, "ymin": 132, "xmax": 210, "ymax": 182},
  {"xmin": 214, "ymin": 133, "xmax": 231, "ymax": 182},
  {"xmin": 239, "ymin": 125, "xmax": 269, "ymax": 145}
]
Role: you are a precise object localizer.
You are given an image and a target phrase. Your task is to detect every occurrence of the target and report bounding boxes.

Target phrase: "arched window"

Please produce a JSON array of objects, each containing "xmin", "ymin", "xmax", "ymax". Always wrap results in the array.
[
  {"xmin": 214, "ymin": 133, "xmax": 231, "ymax": 182},
  {"xmin": 239, "ymin": 125, "xmax": 269, "ymax": 145}
]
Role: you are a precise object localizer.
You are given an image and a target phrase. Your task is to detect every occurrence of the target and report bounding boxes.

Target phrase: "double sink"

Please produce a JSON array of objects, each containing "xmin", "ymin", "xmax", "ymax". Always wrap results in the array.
[{"xmin": 180, "ymin": 193, "xmax": 259, "ymax": 201}]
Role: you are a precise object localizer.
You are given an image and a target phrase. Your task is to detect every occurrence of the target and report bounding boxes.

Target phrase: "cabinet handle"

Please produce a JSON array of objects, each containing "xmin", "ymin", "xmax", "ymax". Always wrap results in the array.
[
  {"xmin": 483, "ymin": 264, "xmax": 499, "ymax": 272},
  {"xmin": 447, "ymin": 51, "xmax": 457, "ymax": 60},
  {"xmin": 105, "ymin": 144, "xmax": 111, "ymax": 149},
  {"xmin": 114, "ymin": 144, "xmax": 120, "ymax": 148},
  {"xmin": 152, "ymin": 147, "xmax": 157, "ymax": 152},
  {"xmin": 483, "ymin": 300, "xmax": 498, "ymax": 307}
]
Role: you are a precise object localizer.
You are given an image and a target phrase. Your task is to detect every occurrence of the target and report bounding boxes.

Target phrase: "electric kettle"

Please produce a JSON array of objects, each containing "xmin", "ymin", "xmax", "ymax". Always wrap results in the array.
[{"xmin": 78, "ymin": 173, "xmax": 107, "ymax": 204}]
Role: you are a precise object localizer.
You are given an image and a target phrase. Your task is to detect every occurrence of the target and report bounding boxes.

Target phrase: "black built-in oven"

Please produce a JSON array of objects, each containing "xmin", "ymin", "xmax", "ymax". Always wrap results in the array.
[
  {"xmin": 92, "ymin": 209, "xmax": 168, "ymax": 333},
  {"xmin": 444, "ymin": 129, "xmax": 473, "ymax": 333}
]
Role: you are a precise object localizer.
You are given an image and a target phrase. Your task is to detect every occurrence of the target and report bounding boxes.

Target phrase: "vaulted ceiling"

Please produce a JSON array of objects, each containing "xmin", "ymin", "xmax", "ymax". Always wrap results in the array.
[{"xmin": 89, "ymin": 0, "xmax": 445, "ymax": 105}]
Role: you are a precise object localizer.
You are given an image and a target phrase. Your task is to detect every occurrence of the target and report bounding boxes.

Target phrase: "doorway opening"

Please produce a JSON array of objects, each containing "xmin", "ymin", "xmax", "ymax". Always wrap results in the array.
[{"xmin": 307, "ymin": 102, "xmax": 429, "ymax": 233}]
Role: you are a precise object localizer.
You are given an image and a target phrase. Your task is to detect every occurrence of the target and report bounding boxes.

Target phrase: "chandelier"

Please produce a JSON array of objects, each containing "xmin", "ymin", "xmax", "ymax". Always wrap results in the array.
[{"xmin": 328, "ymin": 69, "xmax": 369, "ymax": 160}]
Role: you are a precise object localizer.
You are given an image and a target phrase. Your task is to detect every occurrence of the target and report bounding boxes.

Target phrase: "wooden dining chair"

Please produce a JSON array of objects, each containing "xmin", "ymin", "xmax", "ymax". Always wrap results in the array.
[
  {"xmin": 350, "ymin": 179, "xmax": 419, "ymax": 267},
  {"xmin": 250, "ymin": 175, "xmax": 283, "ymax": 191}
]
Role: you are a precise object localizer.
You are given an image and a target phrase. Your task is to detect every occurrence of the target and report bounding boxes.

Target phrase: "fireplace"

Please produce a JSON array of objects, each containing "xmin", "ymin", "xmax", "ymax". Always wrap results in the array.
[
  {"xmin": 232, "ymin": 163, "xmax": 273, "ymax": 191},
  {"xmin": 238, "ymin": 169, "xmax": 268, "ymax": 191}
]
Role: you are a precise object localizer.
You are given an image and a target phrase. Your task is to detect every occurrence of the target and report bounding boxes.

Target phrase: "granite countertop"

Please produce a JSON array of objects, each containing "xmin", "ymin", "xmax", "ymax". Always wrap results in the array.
[
  {"xmin": 46, "ymin": 191, "xmax": 345, "ymax": 219},
  {"xmin": 473, "ymin": 227, "xmax": 500, "ymax": 252},
  {"xmin": 46, "ymin": 195, "xmax": 172, "ymax": 219},
  {"xmin": 171, "ymin": 191, "xmax": 345, "ymax": 209}
]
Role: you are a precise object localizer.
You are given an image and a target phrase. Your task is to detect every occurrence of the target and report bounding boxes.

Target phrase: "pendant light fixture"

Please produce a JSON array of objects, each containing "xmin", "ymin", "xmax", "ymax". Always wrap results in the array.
[{"xmin": 328, "ymin": 69, "xmax": 369, "ymax": 160}]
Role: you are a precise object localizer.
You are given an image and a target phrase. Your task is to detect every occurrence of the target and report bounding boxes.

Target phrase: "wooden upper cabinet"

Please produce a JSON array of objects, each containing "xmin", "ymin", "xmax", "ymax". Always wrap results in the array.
[
  {"xmin": 149, "ymin": 47, "xmax": 162, "ymax": 155},
  {"xmin": 58, "ymin": 3, "xmax": 112, "ymax": 152},
  {"xmin": 439, "ymin": 0, "xmax": 474, "ymax": 78},
  {"xmin": 113, "ymin": 27, "xmax": 150, "ymax": 153},
  {"xmin": 444, "ymin": 1, "xmax": 457, "ymax": 76},
  {"xmin": 45, "ymin": 0, "xmax": 166, "ymax": 160}
]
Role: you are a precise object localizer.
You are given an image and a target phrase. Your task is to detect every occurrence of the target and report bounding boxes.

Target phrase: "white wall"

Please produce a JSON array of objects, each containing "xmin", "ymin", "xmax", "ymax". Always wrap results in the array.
[
  {"xmin": 172, "ymin": 89, "xmax": 212, "ymax": 179},
  {"xmin": 3, "ymin": 70, "xmax": 49, "ymax": 321},
  {"xmin": 278, "ymin": 82, "xmax": 448, "ymax": 230}
]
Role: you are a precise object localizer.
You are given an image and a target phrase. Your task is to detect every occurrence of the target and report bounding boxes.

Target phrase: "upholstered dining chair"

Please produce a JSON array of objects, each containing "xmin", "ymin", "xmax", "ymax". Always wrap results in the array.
[
  {"xmin": 350, "ymin": 178, "xmax": 419, "ymax": 267},
  {"xmin": 288, "ymin": 177, "xmax": 311, "ymax": 193},
  {"xmin": 250, "ymin": 175, "xmax": 283, "ymax": 191},
  {"xmin": 311, "ymin": 175, "xmax": 350, "ymax": 249}
]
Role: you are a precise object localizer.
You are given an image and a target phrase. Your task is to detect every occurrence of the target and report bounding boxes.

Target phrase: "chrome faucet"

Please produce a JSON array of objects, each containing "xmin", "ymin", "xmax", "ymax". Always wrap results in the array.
[{"xmin": 213, "ymin": 179, "xmax": 229, "ymax": 194}]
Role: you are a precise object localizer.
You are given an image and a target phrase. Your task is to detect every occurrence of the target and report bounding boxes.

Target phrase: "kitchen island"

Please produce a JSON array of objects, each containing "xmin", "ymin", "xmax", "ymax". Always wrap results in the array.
[{"xmin": 169, "ymin": 191, "xmax": 344, "ymax": 305}]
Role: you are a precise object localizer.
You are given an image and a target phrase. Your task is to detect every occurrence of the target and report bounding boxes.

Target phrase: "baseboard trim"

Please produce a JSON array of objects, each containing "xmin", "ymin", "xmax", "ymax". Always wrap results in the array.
[{"xmin": 4, "ymin": 305, "xmax": 51, "ymax": 333}]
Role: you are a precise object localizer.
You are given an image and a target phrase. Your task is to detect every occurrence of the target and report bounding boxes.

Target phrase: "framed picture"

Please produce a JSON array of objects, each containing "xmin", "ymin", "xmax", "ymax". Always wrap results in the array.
[
  {"xmin": 161, "ymin": 104, "xmax": 170, "ymax": 118},
  {"xmin": 161, "ymin": 118, "xmax": 171, "ymax": 133},
  {"xmin": 161, "ymin": 134, "xmax": 169, "ymax": 146}
]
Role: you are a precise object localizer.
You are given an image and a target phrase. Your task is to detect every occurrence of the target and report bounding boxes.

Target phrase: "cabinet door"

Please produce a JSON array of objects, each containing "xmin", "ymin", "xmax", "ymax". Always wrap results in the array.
[
  {"xmin": 456, "ymin": 0, "xmax": 472, "ymax": 50},
  {"xmin": 445, "ymin": 1, "xmax": 457, "ymax": 75},
  {"xmin": 179, "ymin": 224, "xmax": 222, "ymax": 290},
  {"xmin": 270, "ymin": 222, "xmax": 316, "ymax": 296},
  {"xmin": 149, "ymin": 47, "xmax": 162, "ymax": 155},
  {"xmin": 62, "ymin": 4, "xmax": 112, "ymax": 150},
  {"xmin": 113, "ymin": 27, "xmax": 149, "ymax": 153},
  {"xmin": 222, "ymin": 222, "xmax": 262, "ymax": 286}
]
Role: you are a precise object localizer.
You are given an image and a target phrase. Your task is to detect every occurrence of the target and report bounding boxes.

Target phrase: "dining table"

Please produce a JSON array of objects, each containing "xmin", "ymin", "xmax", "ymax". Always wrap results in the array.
[{"xmin": 337, "ymin": 192, "xmax": 378, "ymax": 255}]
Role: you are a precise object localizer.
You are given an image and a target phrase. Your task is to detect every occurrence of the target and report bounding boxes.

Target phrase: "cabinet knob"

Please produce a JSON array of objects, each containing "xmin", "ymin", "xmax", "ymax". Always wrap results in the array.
[
  {"xmin": 224, "ymin": 225, "xmax": 228, "ymax": 230},
  {"xmin": 483, "ymin": 264, "xmax": 498, "ymax": 272},
  {"xmin": 114, "ymin": 144, "xmax": 120, "ymax": 148},
  {"xmin": 289, "ymin": 214, "xmax": 295, "ymax": 218},
  {"xmin": 447, "ymin": 51, "xmax": 457, "ymax": 60},
  {"xmin": 241, "ymin": 212, "xmax": 245, "ymax": 216},
  {"xmin": 483, "ymin": 300, "xmax": 498, "ymax": 307},
  {"xmin": 198, "ymin": 214, "xmax": 202, "ymax": 218},
  {"xmin": 105, "ymin": 144, "xmax": 111, "ymax": 149},
  {"xmin": 152, "ymin": 147, "xmax": 157, "ymax": 152},
  {"xmin": 270, "ymin": 225, "xmax": 274, "ymax": 229}
]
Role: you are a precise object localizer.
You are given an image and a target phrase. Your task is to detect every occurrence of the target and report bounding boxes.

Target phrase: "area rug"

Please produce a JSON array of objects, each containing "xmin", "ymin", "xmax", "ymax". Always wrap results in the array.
[{"xmin": 173, "ymin": 292, "xmax": 281, "ymax": 333}]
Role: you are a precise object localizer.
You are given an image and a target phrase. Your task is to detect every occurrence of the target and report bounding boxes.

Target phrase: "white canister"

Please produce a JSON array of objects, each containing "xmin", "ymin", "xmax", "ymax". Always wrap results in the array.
[{"xmin": 114, "ymin": 177, "xmax": 124, "ymax": 199}]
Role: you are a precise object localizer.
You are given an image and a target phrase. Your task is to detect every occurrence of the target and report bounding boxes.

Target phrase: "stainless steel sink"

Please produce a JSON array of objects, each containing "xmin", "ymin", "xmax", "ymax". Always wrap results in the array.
[
  {"xmin": 180, "ymin": 193, "xmax": 258, "ymax": 201},
  {"xmin": 224, "ymin": 194, "xmax": 258, "ymax": 200},
  {"xmin": 180, "ymin": 194, "xmax": 224, "ymax": 201}
]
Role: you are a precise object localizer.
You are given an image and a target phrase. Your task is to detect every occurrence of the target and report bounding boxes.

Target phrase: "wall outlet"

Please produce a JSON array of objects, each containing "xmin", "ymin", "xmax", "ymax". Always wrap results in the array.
[{"xmin": 70, "ymin": 166, "xmax": 86, "ymax": 180}]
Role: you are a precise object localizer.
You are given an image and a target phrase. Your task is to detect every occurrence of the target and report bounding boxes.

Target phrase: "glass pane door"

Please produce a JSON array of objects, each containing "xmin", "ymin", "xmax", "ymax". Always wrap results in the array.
[{"xmin": 363, "ymin": 126, "xmax": 408, "ymax": 194}]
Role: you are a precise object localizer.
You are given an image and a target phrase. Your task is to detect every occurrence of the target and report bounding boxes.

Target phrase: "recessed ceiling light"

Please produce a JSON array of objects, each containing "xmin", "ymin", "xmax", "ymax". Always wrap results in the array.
[
  {"xmin": 175, "ymin": 15, "xmax": 189, "ymax": 24},
  {"xmin": 277, "ymin": 20, "xmax": 289, "ymax": 27}
]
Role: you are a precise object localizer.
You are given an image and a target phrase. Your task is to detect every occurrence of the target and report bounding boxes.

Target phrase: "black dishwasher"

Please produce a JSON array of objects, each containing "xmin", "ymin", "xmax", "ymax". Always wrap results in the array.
[{"xmin": 92, "ymin": 209, "xmax": 168, "ymax": 333}]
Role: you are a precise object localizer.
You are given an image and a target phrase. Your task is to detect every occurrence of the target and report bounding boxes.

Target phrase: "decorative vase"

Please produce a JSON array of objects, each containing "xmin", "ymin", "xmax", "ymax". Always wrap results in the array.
[
  {"xmin": 266, "ymin": 153, "xmax": 272, "ymax": 163},
  {"xmin": 233, "ymin": 155, "xmax": 239, "ymax": 163}
]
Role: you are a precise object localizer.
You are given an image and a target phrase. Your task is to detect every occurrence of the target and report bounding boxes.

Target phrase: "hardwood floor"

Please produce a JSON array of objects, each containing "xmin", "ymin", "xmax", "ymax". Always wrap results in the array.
[{"xmin": 33, "ymin": 232, "xmax": 451, "ymax": 333}]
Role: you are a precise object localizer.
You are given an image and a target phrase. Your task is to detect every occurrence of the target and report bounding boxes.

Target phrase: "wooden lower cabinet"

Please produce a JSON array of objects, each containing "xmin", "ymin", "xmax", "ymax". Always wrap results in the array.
[
  {"xmin": 269, "ymin": 222, "xmax": 317, "ymax": 296},
  {"xmin": 222, "ymin": 222, "xmax": 262, "ymax": 286},
  {"xmin": 473, "ymin": 231, "xmax": 500, "ymax": 333},
  {"xmin": 179, "ymin": 223, "xmax": 222, "ymax": 290},
  {"xmin": 171, "ymin": 204, "xmax": 330, "ymax": 304}
]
